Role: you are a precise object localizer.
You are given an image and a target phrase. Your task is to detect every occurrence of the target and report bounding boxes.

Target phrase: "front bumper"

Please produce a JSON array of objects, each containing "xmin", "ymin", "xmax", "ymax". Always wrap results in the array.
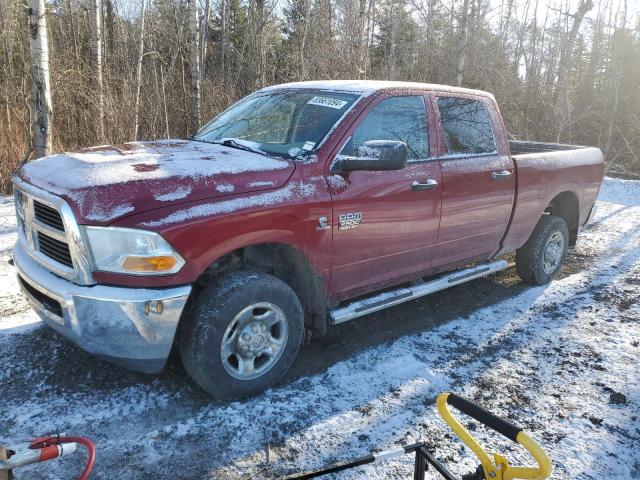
[{"xmin": 13, "ymin": 241, "xmax": 192, "ymax": 373}]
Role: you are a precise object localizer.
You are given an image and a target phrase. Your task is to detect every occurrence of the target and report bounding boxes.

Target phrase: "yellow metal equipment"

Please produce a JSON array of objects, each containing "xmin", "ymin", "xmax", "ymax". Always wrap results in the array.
[{"xmin": 437, "ymin": 392, "xmax": 552, "ymax": 480}]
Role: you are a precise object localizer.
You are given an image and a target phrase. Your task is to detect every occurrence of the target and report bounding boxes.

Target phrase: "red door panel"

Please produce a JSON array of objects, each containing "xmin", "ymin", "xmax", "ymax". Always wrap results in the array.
[
  {"xmin": 433, "ymin": 155, "xmax": 514, "ymax": 268},
  {"xmin": 328, "ymin": 161, "xmax": 441, "ymax": 296},
  {"xmin": 431, "ymin": 94, "xmax": 515, "ymax": 270},
  {"xmin": 326, "ymin": 93, "xmax": 442, "ymax": 298}
]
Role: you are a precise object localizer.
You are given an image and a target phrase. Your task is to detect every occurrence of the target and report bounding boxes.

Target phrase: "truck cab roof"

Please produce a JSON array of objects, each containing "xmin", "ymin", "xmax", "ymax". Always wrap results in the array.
[{"xmin": 258, "ymin": 80, "xmax": 493, "ymax": 99}]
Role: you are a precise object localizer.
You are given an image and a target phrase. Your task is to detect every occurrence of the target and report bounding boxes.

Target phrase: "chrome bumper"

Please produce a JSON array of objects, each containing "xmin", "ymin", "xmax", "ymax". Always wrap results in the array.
[{"xmin": 13, "ymin": 241, "xmax": 192, "ymax": 373}]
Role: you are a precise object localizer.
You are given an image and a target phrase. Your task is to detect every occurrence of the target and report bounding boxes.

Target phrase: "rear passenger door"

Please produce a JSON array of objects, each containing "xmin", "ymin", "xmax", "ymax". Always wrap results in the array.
[{"xmin": 432, "ymin": 95, "xmax": 515, "ymax": 269}]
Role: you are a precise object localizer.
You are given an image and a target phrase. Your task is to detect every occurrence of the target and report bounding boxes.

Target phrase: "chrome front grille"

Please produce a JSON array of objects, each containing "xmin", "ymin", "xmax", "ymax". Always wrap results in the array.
[
  {"xmin": 37, "ymin": 231, "xmax": 73, "ymax": 267},
  {"xmin": 34, "ymin": 200, "xmax": 65, "ymax": 231},
  {"xmin": 13, "ymin": 177, "xmax": 95, "ymax": 285}
]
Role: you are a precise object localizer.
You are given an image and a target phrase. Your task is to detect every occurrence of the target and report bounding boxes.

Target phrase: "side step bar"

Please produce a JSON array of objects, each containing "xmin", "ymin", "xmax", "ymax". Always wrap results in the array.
[{"xmin": 329, "ymin": 260, "xmax": 509, "ymax": 325}]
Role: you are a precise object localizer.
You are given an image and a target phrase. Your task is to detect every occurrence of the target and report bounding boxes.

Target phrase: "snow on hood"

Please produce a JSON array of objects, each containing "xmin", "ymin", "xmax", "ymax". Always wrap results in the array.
[{"xmin": 17, "ymin": 139, "xmax": 295, "ymax": 225}]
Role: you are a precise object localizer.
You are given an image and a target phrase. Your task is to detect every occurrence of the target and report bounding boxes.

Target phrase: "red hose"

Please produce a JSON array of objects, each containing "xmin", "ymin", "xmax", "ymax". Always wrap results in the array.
[
  {"xmin": 29, "ymin": 435, "xmax": 95, "ymax": 479},
  {"xmin": 61, "ymin": 436, "xmax": 96, "ymax": 480}
]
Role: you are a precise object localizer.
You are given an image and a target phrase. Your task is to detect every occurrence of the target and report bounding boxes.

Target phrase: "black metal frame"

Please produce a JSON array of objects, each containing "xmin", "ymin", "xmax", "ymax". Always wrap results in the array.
[{"xmin": 280, "ymin": 442, "xmax": 458, "ymax": 480}]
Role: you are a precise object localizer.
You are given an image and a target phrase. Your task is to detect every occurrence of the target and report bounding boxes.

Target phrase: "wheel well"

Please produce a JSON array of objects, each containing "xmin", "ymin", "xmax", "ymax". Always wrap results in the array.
[
  {"xmin": 196, "ymin": 243, "xmax": 328, "ymax": 334},
  {"xmin": 545, "ymin": 191, "xmax": 579, "ymax": 246}
]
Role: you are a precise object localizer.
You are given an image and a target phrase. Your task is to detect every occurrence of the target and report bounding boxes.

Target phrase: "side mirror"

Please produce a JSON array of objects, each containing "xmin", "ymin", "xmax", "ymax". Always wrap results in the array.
[{"xmin": 333, "ymin": 140, "xmax": 408, "ymax": 172}]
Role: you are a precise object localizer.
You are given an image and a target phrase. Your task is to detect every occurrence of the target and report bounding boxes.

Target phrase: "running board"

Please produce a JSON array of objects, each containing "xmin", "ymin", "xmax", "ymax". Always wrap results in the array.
[{"xmin": 329, "ymin": 260, "xmax": 509, "ymax": 325}]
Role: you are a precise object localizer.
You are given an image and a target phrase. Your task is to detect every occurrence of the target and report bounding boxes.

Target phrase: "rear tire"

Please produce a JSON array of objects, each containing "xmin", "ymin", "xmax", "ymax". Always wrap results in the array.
[
  {"xmin": 180, "ymin": 271, "xmax": 304, "ymax": 400},
  {"xmin": 516, "ymin": 215, "xmax": 569, "ymax": 285}
]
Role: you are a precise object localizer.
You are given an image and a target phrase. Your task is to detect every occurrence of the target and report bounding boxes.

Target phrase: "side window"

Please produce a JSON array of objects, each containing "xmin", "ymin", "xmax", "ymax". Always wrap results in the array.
[
  {"xmin": 437, "ymin": 97, "xmax": 496, "ymax": 155},
  {"xmin": 340, "ymin": 96, "xmax": 429, "ymax": 160}
]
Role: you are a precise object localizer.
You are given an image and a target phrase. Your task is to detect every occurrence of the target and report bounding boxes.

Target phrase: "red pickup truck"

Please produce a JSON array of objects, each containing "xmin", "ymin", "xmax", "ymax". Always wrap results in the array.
[{"xmin": 13, "ymin": 81, "xmax": 603, "ymax": 399}]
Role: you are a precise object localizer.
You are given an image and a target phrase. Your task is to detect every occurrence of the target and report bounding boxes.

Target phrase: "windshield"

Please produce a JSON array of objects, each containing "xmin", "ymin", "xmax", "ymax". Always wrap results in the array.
[{"xmin": 194, "ymin": 89, "xmax": 360, "ymax": 159}]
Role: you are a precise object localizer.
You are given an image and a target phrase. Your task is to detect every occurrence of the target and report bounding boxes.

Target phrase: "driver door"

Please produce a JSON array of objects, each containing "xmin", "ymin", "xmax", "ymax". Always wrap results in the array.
[{"xmin": 327, "ymin": 94, "xmax": 442, "ymax": 298}]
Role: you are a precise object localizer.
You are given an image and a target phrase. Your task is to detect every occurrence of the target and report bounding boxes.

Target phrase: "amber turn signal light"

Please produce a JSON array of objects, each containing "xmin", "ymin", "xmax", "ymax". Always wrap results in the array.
[{"xmin": 122, "ymin": 255, "xmax": 178, "ymax": 272}]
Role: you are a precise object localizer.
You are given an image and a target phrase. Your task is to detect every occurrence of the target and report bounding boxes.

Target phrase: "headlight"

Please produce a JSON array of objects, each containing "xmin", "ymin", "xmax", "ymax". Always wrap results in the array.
[{"xmin": 82, "ymin": 226, "xmax": 185, "ymax": 275}]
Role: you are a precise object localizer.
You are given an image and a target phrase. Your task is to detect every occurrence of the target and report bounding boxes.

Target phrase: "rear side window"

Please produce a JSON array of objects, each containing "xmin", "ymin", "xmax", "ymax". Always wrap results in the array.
[
  {"xmin": 340, "ymin": 96, "xmax": 429, "ymax": 160},
  {"xmin": 437, "ymin": 97, "xmax": 496, "ymax": 155}
]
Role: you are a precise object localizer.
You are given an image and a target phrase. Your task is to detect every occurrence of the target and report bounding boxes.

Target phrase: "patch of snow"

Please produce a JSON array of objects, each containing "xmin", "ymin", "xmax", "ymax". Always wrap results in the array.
[
  {"xmin": 248, "ymin": 181, "xmax": 275, "ymax": 188},
  {"xmin": 0, "ymin": 312, "xmax": 41, "ymax": 335},
  {"xmin": 0, "ymin": 178, "xmax": 639, "ymax": 479},
  {"xmin": 85, "ymin": 202, "xmax": 135, "ymax": 222},
  {"xmin": 357, "ymin": 144, "xmax": 383, "ymax": 159},
  {"xmin": 215, "ymin": 183, "xmax": 235, "ymax": 193},
  {"xmin": 153, "ymin": 186, "xmax": 192, "ymax": 202},
  {"xmin": 143, "ymin": 181, "xmax": 316, "ymax": 227},
  {"xmin": 0, "ymin": 198, "xmax": 42, "ymax": 335},
  {"xmin": 19, "ymin": 140, "xmax": 291, "ymax": 194},
  {"xmin": 327, "ymin": 175, "xmax": 348, "ymax": 189},
  {"xmin": 259, "ymin": 80, "xmax": 485, "ymax": 98},
  {"xmin": 288, "ymin": 147, "xmax": 303, "ymax": 157},
  {"xmin": 597, "ymin": 176, "xmax": 640, "ymax": 207}
]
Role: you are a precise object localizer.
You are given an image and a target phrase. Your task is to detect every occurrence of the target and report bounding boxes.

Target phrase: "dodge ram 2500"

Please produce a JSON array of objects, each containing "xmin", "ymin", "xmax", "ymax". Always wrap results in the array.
[{"xmin": 13, "ymin": 80, "xmax": 604, "ymax": 399}]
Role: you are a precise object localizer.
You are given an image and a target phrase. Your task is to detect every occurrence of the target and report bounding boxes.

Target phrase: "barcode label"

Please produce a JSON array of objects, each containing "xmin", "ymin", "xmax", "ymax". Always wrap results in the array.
[{"xmin": 307, "ymin": 96, "xmax": 348, "ymax": 109}]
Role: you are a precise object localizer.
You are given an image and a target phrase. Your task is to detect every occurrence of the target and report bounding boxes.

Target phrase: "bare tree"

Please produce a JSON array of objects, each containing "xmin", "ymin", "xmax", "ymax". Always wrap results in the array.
[
  {"xmin": 298, "ymin": 0, "xmax": 312, "ymax": 80},
  {"xmin": 249, "ymin": 0, "xmax": 268, "ymax": 88},
  {"xmin": 386, "ymin": 0, "xmax": 398, "ymax": 79},
  {"xmin": 355, "ymin": 0, "xmax": 369, "ymax": 77},
  {"xmin": 554, "ymin": 0, "xmax": 595, "ymax": 126},
  {"xmin": 456, "ymin": 0, "xmax": 470, "ymax": 86},
  {"xmin": 27, "ymin": 0, "xmax": 52, "ymax": 158},
  {"xmin": 188, "ymin": 0, "xmax": 201, "ymax": 132},
  {"xmin": 104, "ymin": 0, "xmax": 115, "ymax": 56},
  {"xmin": 89, "ymin": 0, "xmax": 105, "ymax": 141},
  {"xmin": 3, "ymin": 0, "xmax": 640, "ymax": 191},
  {"xmin": 200, "ymin": 0, "xmax": 210, "ymax": 77},
  {"xmin": 133, "ymin": 0, "xmax": 146, "ymax": 141},
  {"xmin": 220, "ymin": 0, "xmax": 227, "ymax": 79}
]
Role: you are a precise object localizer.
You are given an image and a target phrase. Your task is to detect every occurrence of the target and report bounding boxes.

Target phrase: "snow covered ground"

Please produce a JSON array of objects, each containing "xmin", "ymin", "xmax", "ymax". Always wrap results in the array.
[{"xmin": 0, "ymin": 178, "xmax": 638, "ymax": 479}]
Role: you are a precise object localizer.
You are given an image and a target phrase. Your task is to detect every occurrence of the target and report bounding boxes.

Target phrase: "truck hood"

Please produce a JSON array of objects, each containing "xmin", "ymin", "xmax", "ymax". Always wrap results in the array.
[{"xmin": 17, "ymin": 139, "xmax": 295, "ymax": 225}]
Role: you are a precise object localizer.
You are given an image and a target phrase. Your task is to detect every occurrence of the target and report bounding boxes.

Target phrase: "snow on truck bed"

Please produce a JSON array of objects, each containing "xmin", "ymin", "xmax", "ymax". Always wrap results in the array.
[{"xmin": 0, "ymin": 178, "xmax": 639, "ymax": 479}]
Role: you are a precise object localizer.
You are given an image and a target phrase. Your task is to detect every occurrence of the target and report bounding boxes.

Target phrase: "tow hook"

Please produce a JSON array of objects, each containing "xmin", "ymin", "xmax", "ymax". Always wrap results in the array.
[
  {"xmin": 144, "ymin": 299, "xmax": 165, "ymax": 315},
  {"xmin": 0, "ymin": 433, "xmax": 95, "ymax": 480}
]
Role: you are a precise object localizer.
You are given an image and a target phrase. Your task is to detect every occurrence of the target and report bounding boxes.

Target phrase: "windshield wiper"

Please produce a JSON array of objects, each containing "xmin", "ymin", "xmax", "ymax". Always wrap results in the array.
[
  {"xmin": 211, "ymin": 138, "xmax": 265, "ymax": 155},
  {"xmin": 190, "ymin": 136, "xmax": 293, "ymax": 159},
  {"xmin": 187, "ymin": 134, "xmax": 208, "ymax": 143}
]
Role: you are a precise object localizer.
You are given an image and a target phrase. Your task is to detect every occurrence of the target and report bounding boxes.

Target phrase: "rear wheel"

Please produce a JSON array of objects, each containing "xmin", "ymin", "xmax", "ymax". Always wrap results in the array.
[
  {"xmin": 516, "ymin": 215, "xmax": 569, "ymax": 285},
  {"xmin": 180, "ymin": 271, "xmax": 304, "ymax": 400}
]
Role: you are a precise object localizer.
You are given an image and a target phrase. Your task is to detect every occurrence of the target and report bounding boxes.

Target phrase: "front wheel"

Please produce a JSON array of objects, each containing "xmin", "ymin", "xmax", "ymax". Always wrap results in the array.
[
  {"xmin": 180, "ymin": 271, "xmax": 304, "ymax": 400},
  {"xmin": 516, "ymin": 215, "xmax": 569, "ymax": 285}
]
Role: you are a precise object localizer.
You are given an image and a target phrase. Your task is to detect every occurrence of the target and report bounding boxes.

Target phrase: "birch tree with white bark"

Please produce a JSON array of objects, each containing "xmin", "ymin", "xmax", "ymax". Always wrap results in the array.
[
  {"xmin": 2, "ymin": 0, "xmax": 640, "ymax": 189},
  {"xmin": 89, "ymin": 0, "xmax": 105, "ymax": 141},
  {"xmin": 188, "ymin": 0, "xmax": 201, "ymax": 132},
  {"xmin": 133, "ymin": 0, "xmax": 146, "ymax": 141},
  {"xmin": 27, "ymin": 0, "xmax": 52, "ymax": 158}
]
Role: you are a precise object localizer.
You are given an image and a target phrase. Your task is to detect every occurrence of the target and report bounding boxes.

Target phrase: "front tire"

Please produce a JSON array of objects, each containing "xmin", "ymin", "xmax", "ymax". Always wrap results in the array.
[
  {"xmin": 180, "ymin": 271, "xmax": 304, "ymax": 400},
  {"xmin": 516, "ymin": 215, "xmax": 569, "ymax": 285}
]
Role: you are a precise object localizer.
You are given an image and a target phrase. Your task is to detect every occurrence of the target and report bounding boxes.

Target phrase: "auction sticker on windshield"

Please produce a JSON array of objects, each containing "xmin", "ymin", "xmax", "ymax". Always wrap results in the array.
[{"xmin": 307, "ymin": 96, "xmax": 349, "ymax": 109}]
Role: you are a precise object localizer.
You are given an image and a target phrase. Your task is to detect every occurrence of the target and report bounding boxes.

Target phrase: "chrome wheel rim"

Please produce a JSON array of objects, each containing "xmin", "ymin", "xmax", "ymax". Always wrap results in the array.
[
  {"xmin": 220, "ymin": 302, "xmax": 289, "ymax": 380},
  {"xmin": 542, "ymin": 231, "xmax": 565, "ymax": 274}
]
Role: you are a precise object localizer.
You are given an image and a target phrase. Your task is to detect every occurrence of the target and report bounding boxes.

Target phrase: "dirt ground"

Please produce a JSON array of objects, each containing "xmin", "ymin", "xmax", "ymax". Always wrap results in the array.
[{"xmin": 0, "ymin": 178, "xmax": 638, "ymax": 479}]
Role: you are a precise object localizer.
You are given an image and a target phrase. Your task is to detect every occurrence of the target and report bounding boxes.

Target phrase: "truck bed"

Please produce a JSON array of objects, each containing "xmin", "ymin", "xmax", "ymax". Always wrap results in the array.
[
  {"xmin": 509, "ymin": 140, "xmax": 590, "ymax": 156},
  {"xmin": 498, "ymin": 140, "xmax": 604, "ymax": 256}
]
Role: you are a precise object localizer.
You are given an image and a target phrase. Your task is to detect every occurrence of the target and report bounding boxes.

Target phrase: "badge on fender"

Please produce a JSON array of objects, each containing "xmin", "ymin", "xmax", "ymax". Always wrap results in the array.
[{"xmin": 338, "ymin": 212, "xmax": 362, "ymax": 230}]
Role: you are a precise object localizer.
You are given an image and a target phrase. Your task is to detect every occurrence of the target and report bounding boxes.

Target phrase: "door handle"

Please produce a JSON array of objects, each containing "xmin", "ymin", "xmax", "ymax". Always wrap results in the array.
[
  {"xmin": 412, "ymin": 179, "xmax": 438, "ymax": 191},
  {"xmin": 491, "ymin": 170, "xmax": 512, "ymax": 180}
]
